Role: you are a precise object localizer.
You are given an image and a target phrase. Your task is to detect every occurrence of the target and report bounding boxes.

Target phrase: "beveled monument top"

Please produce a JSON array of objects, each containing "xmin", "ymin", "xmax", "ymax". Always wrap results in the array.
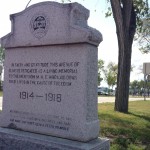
[{"xmin": 1, "ymin": 1, "xmax": 102, "ymax": 48}]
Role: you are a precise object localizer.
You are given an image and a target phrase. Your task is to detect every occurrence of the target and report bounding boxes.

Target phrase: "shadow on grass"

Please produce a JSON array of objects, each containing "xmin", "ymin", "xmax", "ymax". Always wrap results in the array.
[
  {"xmin": 98, "ymin": 113, "xmax": 133, "ymax": 127},
  {"xmin": 98, "ymin": 112, "xmax": 150, "ymax": 149},
  {"xmin": 128, "ymin": 112, "xmax": 150, "ymax": 123}
]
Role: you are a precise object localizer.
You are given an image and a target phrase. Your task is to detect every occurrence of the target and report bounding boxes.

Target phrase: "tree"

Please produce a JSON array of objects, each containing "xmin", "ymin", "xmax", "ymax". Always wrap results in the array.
[
  {"xmin": 139, "ymin": 80, "xmax": 145, "ymax": 96},
  {"xmin": 103, "ymin": 62, "xmax": 117, "ymax": 90},
  {"xmin": 134, "ymin": 0, "xmax": 150, "ymax": 54},
  {"xmin": 105, "ymin": 71, "xmax": 116, "ymax": 90},
  {"xmin": 0, "ymin": 47, "xmax": 4, "ymax": 90},
  {"xmin": 130, "ymin": 80, "xmax": 139, "ymax": 95},
  {"xmin": 135, "ymin": 17, "xmax": 150, "ymax": 53},
  {"xmin": 106, "ymin": 0, "xmax": 149, "ymax": 113},
  {"xmin": 0, "ymin": 47, "xmax": 4, "ymax": 66},
  {"xmin": 98, "ymin": 59, "xmax": 104, "ymax": 86},
  {"xmin": 107, "ymin": 62, "xmax": 118, "ymax": 75},
  {"xmin": 130, "ymin": 79, "xmax": 150, "ymax": 97},
  {"xmin": 62, "ymin": 0, "xmax": 149, "ymax": 112}
]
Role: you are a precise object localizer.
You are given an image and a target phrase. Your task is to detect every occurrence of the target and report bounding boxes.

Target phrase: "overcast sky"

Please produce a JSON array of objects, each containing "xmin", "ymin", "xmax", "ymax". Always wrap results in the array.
[{"xmin": 0, "ymin": 0, "xmax": 149, "ymax": 85}]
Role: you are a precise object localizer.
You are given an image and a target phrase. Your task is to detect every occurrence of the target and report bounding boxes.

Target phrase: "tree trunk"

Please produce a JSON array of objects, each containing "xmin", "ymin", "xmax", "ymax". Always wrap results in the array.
[{"xmin": 110, "ymin": 0, "xmax": 136, "ymax": 113}]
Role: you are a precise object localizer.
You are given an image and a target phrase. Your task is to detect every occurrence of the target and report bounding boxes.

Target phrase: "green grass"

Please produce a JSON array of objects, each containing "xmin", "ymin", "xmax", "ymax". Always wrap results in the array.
[
  {"xmin": 0, "ymin": 93, "xmax": 149, "ymax": 149},
  {"xmin": 98, "ymin": 101, "xmax": 150, "ymax": 150},
  {"xmin": 0, "ymin": 91, "xmax": 3, "ymax": 97}
]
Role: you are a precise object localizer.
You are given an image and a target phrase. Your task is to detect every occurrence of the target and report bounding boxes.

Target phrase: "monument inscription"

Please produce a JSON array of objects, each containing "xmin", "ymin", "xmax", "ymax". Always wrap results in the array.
[{"xmin": 0, "ymin": 1, "xmax": 105, "ymax": 144}]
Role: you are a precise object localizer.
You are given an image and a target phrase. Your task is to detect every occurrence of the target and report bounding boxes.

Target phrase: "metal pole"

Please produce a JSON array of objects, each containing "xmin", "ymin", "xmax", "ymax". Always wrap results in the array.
[{"xmin": 144, "ymin": 74, "xmax": 146, "ymax": 101}]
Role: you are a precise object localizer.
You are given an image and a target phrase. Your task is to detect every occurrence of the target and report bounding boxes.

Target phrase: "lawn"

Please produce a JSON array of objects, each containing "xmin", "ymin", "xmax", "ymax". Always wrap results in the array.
[
  {"xmin": 0, "ymin": 95, "xmax": 149, "ymax": 149},
  {"xmin": 0, "ymin": 91, "xmax": 3, "ymax": 97},
  {"xmin": 98, "ymin": 100, "xmax": 150, "ymax": 150}
]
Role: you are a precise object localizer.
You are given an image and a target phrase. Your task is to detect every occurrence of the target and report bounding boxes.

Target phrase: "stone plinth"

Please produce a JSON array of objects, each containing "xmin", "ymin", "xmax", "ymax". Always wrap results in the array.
[{"xmin": 0, "ymin": 127, "xmax": 110, "ymax": 150}]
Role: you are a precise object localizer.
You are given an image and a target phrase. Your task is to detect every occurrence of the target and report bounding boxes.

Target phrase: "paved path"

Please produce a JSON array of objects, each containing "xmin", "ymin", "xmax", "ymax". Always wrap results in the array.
[
  {"xmin": 0, "ymin": 96, "xmax": 150, "ymax": 110},
  {"xmin": 98, "ymin": 96, "xmax": 150, "ymax": 103}
]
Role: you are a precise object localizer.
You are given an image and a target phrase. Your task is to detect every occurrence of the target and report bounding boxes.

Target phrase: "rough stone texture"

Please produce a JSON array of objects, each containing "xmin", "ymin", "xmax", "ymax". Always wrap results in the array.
[
  {"xmin": 0, "ymin": 1, "xmax": 107, "ymax": 144},
  {"xmin": 1, "ymin": 2, "xmax": 102, "ymax": 48},
  {"xmin": 0, "ymin": 127, "xmax": 110, "ymax": 150},
  {"xmin": 0, "ymin": 44, "xmax": 100, "ymax": 142}
]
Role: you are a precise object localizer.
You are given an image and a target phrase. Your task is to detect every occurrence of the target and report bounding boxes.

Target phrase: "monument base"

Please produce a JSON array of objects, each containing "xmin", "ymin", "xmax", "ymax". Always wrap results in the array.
[{"xmin": 0, "ymin": 127, "xmax": 110, "ymax": 150}]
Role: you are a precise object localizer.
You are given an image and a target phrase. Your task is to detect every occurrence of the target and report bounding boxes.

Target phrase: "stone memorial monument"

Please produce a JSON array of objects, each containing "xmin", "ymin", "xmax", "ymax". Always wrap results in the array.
[{"xmin": 0, "ymin": 2, "xmax": 109, "ymax": 149}]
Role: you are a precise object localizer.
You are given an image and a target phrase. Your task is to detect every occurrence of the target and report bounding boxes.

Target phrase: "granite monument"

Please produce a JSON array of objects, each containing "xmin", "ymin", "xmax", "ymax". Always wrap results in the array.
[{"xmin": 0, "ymin": 2, "xmax": 109, "ymax": 149}]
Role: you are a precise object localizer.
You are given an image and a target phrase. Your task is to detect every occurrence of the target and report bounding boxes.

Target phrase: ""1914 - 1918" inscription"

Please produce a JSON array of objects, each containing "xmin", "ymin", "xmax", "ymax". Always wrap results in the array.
[{"xmin": 19, "ymin": 91, "xmax": 62, "ymax": 102}]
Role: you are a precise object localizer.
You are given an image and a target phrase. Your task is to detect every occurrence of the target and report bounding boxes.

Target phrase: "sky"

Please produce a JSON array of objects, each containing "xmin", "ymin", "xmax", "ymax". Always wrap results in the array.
[{"xmin": 0, "ymin": 0, "xmax": 149, "ymax": 86}]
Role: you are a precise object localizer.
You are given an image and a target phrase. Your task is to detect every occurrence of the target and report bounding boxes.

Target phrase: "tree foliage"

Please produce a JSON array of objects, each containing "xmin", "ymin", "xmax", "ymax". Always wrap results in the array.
[
  {"xmin": 135, "ymin": 17, "xmax": 150, "ymax": 53},
  {"xmin": 134, "ymin": 0, "xmax": 150, "ymax": 53},
  {"xmin": 103, "ymin": 62, "xmax": 117, "ymax": 89},
  {"xmin": 0, "ymin": 47, "xmax": 4, "ymax": 66},
  {"xmin": 130, "ymin": 79, "xmax": 150, "ymax": 97},
  {"xmin": 106, "ymin": 0, "xmax": 150, "ymax": 53},
  {"xmin": 98, "ymin": 59, "xmax": 104, "ymax": 86},
  {"xmin": 0, "ymin": 47, "xmax": 4, "ymax": 90}
]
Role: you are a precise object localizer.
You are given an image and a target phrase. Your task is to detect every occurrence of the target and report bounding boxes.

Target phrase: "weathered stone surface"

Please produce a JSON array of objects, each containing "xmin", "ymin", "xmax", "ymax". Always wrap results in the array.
[
  {"xmin": 0, "ymin": 43, "xmax": 99, "ymax": 142},
  {"xmin": 0, "ymin": 127, "xmax": 110, "ymax": 150},
  {"xmin": 0, "ymin": 2, "xmax": 103, "ymax": 142},
  {"xmin": 1, "ymin": 2, "xmax": 102, "ymax": 48}
]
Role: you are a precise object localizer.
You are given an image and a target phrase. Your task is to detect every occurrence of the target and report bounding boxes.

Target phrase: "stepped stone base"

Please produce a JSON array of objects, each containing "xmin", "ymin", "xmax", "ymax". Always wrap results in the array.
[{"xmin": 0, "ymin": 127, "xmax": 110, "ymax": 150}]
